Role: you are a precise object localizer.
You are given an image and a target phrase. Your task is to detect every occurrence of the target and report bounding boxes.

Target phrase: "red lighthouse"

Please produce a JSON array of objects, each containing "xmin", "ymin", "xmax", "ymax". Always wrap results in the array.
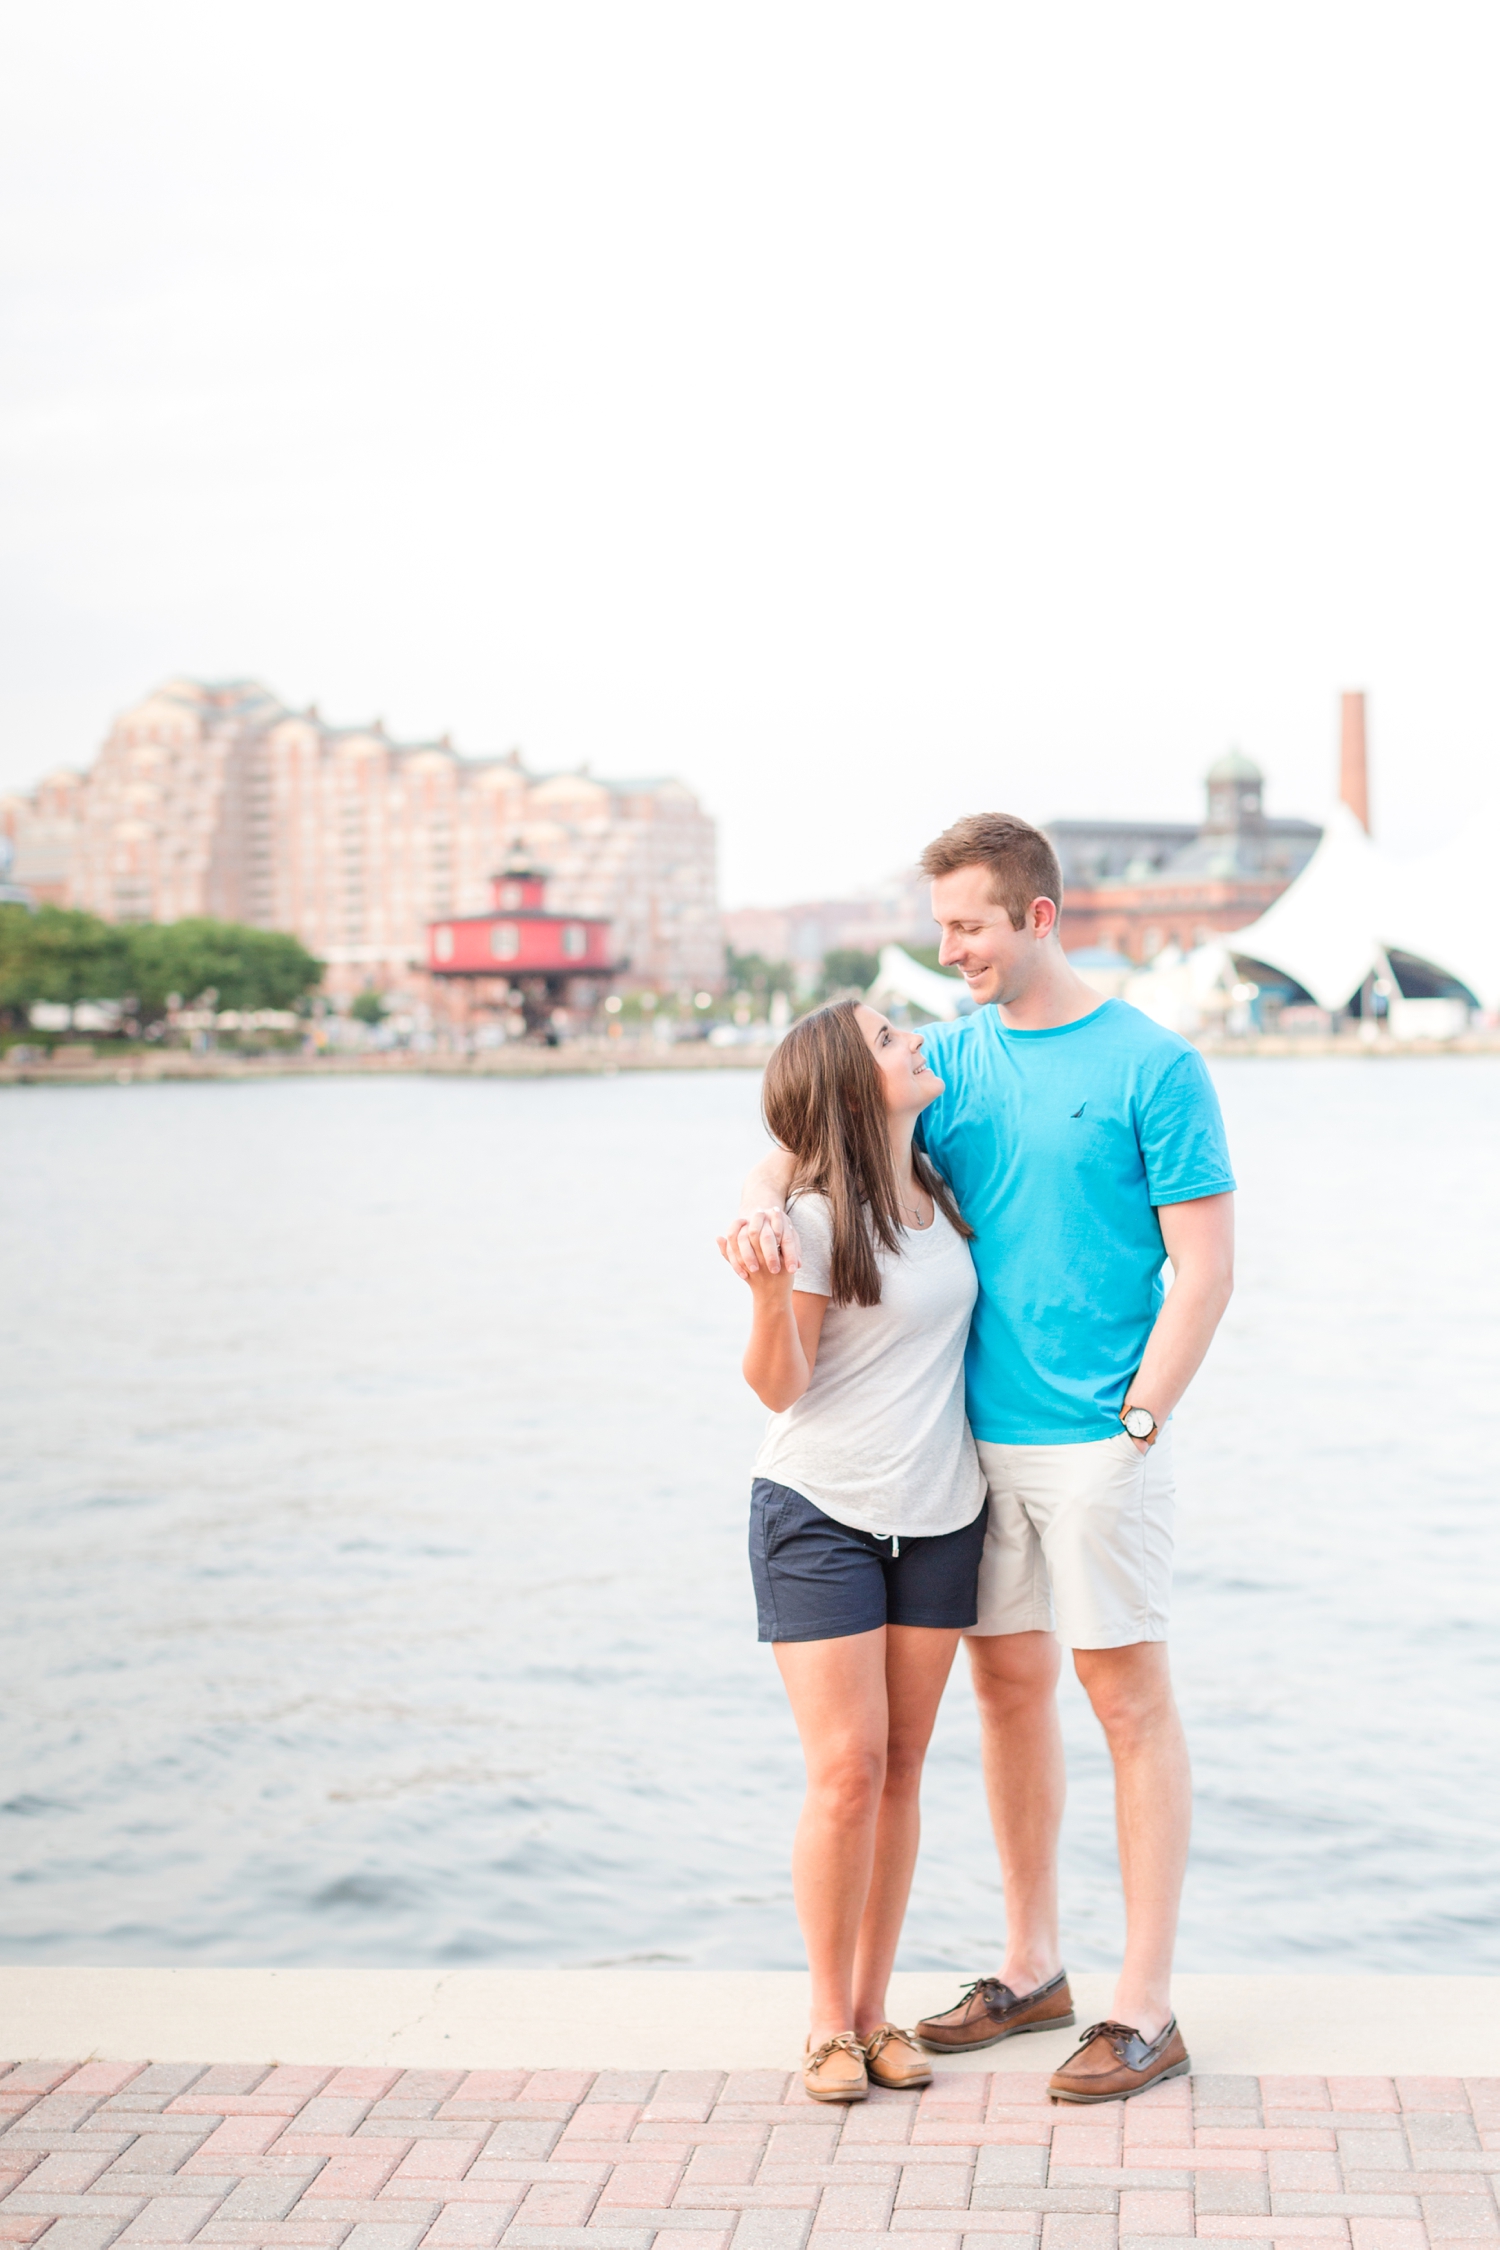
[{"xmin": 427, "ymin": 854, "xmax": 618, "ymax": 1039}]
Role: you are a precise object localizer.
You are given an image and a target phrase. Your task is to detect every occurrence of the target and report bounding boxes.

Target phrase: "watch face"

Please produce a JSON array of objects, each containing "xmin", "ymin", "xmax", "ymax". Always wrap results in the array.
[{"xmin": 1123, "ymin": 1408, "xmax": 1154, "ymax": 1437}]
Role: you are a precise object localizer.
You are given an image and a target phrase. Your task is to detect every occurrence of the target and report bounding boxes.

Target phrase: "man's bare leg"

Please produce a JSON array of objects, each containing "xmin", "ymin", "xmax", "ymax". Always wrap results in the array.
[
  {"xmin": 965, "ymin": 1628, "xmax": 1066, "ymax": 1993},
  {"xmin": 1072, "ymin": 1640, "xmax": 1190, "ymax": 2040}
]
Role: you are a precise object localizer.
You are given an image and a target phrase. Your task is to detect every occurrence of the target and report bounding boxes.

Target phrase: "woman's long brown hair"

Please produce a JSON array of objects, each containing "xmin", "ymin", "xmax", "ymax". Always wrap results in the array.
[{"xmin": 761, "ymin": 1000, "xmax": 972, "ymax": 1308}]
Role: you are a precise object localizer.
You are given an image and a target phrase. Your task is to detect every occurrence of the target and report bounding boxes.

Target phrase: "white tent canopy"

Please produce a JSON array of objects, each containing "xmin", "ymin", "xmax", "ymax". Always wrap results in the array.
[
  {"xmin": 1226, "ymin": 807, "xmax": 1395, "ymax": 1011},
  {"xmin": 1225, "ymin": 804, "xmax": 1494, "ymax": 1012},
  {"xmin": 865, "ymin": 943, "xmax": 975, "ymax": 1020}
]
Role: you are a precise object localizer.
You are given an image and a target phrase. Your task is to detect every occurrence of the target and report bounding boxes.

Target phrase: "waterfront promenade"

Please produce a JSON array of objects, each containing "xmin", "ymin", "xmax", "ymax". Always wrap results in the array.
[
  {"xmin": 3, "ymin": 1034, "xmax": 1500, "ymax": 1087},
  {"xmin": 4, "ymin": 1976, "xmax": 1500, "ymax": 2250},
  {"xmin": 0, "ymin": 1044, "xmax": 779, "ymax": 1085}
]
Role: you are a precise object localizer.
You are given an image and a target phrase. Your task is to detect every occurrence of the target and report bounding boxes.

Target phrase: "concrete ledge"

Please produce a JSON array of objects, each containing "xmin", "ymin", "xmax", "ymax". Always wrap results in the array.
[{"xmin": 3, "ymin": 1968, "xmax": 1499, "ymax": 2072}]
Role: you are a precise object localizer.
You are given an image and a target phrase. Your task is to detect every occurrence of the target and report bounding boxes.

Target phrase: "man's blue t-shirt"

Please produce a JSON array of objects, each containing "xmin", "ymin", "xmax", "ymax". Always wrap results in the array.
[{"xmin": 915, "ymin": 998, "xmax": 1235, "ymax": 1445}]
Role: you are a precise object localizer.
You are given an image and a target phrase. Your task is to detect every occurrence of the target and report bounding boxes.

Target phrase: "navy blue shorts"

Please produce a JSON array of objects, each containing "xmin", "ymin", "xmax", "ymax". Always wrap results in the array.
[{"xmin": 749, "ymin": 1478, "xmax": 988, "ymax": 1643}]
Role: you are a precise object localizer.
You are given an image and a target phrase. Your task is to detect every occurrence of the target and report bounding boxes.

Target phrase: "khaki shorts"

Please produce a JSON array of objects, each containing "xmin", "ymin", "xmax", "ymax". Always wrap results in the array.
[{"xmin": 969, "ymin": 1427, "xmax": 1175, "ymax": 1649}]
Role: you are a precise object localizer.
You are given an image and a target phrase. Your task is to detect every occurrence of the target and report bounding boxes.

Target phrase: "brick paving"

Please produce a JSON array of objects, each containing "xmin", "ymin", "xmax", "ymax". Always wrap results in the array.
[{"xmin": 2, "ymin": 2062, "xmax": 1497, "ymax": 2250}]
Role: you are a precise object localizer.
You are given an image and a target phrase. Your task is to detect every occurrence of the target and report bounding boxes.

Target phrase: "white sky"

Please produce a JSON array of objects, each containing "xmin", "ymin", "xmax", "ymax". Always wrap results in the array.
[{"xmin": 2, "ymin": 1, "xmax": 1497, "ymax": 905}]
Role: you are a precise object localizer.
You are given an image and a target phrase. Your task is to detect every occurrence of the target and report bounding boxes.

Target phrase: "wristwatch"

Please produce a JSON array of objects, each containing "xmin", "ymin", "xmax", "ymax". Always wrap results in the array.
[{"xmin": 1120, "ymin": 1403, "xmax": 1159, "ymax": 1445}]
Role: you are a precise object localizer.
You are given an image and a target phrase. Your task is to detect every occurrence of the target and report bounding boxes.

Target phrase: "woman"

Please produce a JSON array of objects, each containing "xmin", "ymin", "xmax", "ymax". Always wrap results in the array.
[{"xmin": 719, "ymin": 1000, "xmax": 986, "ymax": 2102}]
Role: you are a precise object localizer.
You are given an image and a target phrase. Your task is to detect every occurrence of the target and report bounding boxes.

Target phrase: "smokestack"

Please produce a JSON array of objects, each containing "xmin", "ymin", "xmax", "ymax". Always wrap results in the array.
[{"xmin": 1339, "ymin": 691, "xmax": 1370, "ymax": 832}]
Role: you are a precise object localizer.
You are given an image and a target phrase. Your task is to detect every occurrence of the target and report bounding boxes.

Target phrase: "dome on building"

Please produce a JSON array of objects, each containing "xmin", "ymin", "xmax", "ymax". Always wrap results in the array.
[{"xmin": 1206, "ymin": 746, "xmax": 1262, "ymax": 784}]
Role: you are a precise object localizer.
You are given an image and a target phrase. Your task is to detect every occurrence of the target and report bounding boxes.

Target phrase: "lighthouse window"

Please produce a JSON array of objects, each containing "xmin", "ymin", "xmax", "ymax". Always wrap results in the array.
[
  {"xmin": 500, "ymin": 880, "xmax": 523, "ymax": 908},
  {"xmin": 490, "ymin": 922, "xmax": 521, "ymax": 960},
  {"xmin": 434, "ymin": 925, "xmax": 455, "ymax": 962},
  {"xmin": 562, "ymin": 922, "xmax": 587, "ymax": 958}
]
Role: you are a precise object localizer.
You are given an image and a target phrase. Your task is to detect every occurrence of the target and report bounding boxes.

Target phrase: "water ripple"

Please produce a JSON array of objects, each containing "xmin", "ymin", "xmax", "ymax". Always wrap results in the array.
[{"xmin": 2, "ymin": 1061, "xmax": 1498, "ymax": 1972}]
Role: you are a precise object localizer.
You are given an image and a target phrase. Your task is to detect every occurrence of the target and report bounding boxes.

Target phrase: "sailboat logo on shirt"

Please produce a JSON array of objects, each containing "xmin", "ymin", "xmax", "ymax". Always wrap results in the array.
[{"xmin": 1071, "ymin": 1102, "xmax": 1087, "ymax": 1118}]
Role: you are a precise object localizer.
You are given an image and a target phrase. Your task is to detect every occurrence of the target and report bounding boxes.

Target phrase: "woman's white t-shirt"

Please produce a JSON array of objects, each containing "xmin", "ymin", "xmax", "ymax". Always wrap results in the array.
[{"xmin": 751, "ymin": 1191, "xmax": 985, "ymax": 1541}]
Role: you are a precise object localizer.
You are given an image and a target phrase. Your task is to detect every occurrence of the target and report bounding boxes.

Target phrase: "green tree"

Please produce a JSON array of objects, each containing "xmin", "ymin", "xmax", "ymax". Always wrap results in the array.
[
  {"xmin": 350, "ymin": 988, "xmax": 386, "ymax": 1026},
  {"xmin": 124, "ymin": 920, "xmax": 323, "ymax": 1018},
  {"xmin": 725, "ymin": 948, "xmax": 794, "ymax": 997},
  {"xmin": 819, "ymin": 947, "xmax": 879, "ymax": 997},
  {"xmin": 0, "ymin": 906, "xmax": 322, "ymax": 1030},
  {"xmin": 0, "ymin": 904, "xmax": 132, "ymax": 1019}
]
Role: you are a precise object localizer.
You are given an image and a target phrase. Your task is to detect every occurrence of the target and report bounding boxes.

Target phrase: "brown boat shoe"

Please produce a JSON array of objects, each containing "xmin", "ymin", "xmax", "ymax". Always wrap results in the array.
[
  {"xmin": 1048, "ymin": 2016, "xmax": 1190, "ymax": 2103},
  {"xmin": 802, "ymin": 2031, "xmax": 869, "ymax": 2102},
  {"xmin": 916, "ymin": 1969, "xmax": 1075, "ymax": 2053},
  {"xmin": 862, "ymin": 2023, "xmax": 933, "ymax": 2089}
]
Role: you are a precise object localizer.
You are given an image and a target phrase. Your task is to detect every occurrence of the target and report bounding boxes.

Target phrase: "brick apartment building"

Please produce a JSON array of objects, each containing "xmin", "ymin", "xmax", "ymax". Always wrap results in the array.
[
  {"xmin": 1, "ymin": 679, "xmax": 723, "ymax": 996},
  {"xmin": 1050, "ymin": 749, "xmax": 1322, "ymax": 961},
  {"xmin": 724, "ymin": 750, "xmax": 1322, "ymax": 986},
  {"xmin": 0, "ymin": 767, "xmax": 85, "ymax": 907}
]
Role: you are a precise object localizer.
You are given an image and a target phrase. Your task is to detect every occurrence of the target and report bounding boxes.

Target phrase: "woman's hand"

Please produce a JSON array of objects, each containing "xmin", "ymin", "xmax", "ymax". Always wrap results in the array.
[
  {"xmin": 717, "ymin": 1207, "xmax": 802, "ymax": 1279},
  {"xmin": 719, "ymin": 1151, "xmax": 799, "ymax": 1276}
]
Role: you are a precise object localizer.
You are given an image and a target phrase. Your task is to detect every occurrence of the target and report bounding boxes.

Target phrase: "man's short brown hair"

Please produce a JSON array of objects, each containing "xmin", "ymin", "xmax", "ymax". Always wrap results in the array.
[{"xmin": 920, "ymin": 813, "xmax": 1063, "ymax": 931}]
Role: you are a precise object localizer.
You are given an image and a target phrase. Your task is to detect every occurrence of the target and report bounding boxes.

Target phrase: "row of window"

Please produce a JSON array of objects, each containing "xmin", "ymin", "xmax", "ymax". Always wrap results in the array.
[{"xmin": 431, "ymin": 921, "xmax": 592, "ymax": 962}]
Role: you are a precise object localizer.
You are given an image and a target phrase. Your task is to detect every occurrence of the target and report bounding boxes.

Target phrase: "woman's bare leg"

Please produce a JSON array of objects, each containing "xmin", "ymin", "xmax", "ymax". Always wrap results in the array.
[
  {"xmin": 850, "ymin": 1626, "xmax": 961, "ymax": 2035},
  {"xmin": 775, "ymin": 1628, "xmax": 891, "ymax": 2044}
]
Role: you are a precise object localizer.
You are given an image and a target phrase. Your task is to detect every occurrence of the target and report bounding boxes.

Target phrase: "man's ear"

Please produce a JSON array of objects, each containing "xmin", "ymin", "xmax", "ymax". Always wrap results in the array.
[{"xmin": 1030, "ymin": 895, "xmax": 1060, "ymax": 941}]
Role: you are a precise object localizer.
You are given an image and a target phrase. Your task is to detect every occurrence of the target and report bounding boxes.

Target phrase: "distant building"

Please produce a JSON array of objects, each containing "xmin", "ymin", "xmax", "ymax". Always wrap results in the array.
[
  {"xmin": 725, "ymin": 750, "xmax": 1320, "ymax": 986},
  {"xmin": 4, "ymin": 679, "xmax": 723, "ymax": 996},
  {"xmin": 0, "ymin": 768, "xmax": 88, "ymax": 905},
  {"xmin": 0, "ymin": 835, "xmax": 30, "ymax": 907},
  {"xmin": 1050, "ymin": 752, "xmax": 1322, "ymax": 962},
  {"xmin": 723, "ymin": 870, "xmax": 938, "ymax": 990},
  {"xmin": 427, "ymin": 854, "xmax": 617, "ymax": 1039}
]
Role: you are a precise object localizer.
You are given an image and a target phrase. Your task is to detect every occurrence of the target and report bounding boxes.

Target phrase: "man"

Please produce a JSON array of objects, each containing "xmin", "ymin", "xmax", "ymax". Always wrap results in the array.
[{"xmin": 725, "ymin": 812, "xmax": 1235, "ymax": 2102}]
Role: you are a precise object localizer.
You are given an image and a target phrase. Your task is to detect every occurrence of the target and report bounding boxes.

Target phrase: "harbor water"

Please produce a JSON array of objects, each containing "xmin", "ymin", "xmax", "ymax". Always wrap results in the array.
[{"xmin": 3, "ymin": 1060, "xmax": 1498, "ymax": 1974}]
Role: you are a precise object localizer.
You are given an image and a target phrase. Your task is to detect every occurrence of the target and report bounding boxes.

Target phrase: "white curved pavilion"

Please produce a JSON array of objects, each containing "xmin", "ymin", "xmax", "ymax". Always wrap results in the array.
[{"xmin": 1226, "ymin": 804, "xmax": 1496, "ymax": 1013}]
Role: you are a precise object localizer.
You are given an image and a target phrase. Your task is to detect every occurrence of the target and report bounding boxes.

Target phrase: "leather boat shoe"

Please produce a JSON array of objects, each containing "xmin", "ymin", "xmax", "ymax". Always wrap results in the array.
[
  {"xmin": 802, "ymin": 2032, "xmax": 869, "ymax": 2102},
  {"xmin": 1048, "ymin": 2016, "xmax": 1190, "ymax": 2103},
  {"xmin": 916, "ymin": 1969, "xmax": 1075, "ymax": 2053},
  {"xmin": 862, "ymin": 2023, "xmax": 933, "ymax": 2089}
]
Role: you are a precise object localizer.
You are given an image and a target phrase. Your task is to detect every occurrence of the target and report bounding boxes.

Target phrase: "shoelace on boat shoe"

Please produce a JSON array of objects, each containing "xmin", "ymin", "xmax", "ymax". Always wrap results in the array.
[
  {"xmin": 806, "ymin": 2032, "xmax": 866, "ymax": 2074},
  {"xmin": 862, "ymin": 2024, "xmax": 920, "ymax": 2063},
  {"xmin": 960, "ymin": 1975, "xmax": 1016, "ymax": 2012},
  {"xmin": 1074, "ymin": 2019, "xmax": 1149, "ymax": 2054}
]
